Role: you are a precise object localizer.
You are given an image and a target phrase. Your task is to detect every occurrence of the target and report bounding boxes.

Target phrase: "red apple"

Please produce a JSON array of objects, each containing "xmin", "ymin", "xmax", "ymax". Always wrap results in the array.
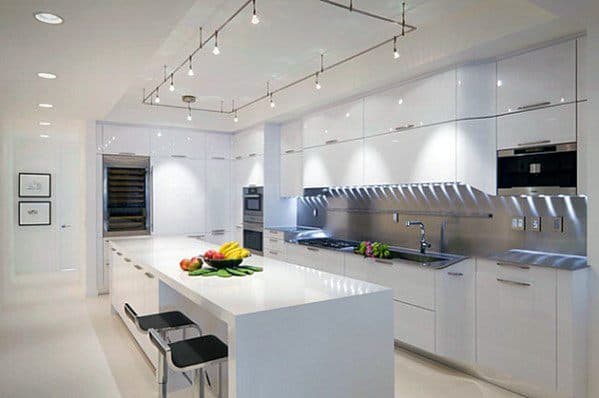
[{"xmin": 179, "ymin": 258, "xmax": 191, "ymax": 271}]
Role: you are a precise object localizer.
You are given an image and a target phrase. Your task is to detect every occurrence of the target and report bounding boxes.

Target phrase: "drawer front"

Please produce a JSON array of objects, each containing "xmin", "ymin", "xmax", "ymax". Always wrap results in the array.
[
  {"xmin": 265, "ymin": 229, "xmax": 283, "ymax": 239},
  {"xmin": 264, "ymin": 236, "xmax": 285, "ymax": 252},
  {"xmin": 394, "ymin": 300, "xmax": 435, "ymax": 353},
  {"xmin": 264, "ymin": 247, "xmax": 286, "ymax": 261},
  {"xmin": 394, "ymin": 263, "xmax": 436, "ymax": 310}
]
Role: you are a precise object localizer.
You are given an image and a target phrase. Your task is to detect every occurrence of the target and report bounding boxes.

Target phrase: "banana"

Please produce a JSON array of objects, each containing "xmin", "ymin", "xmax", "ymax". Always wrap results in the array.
[
  {"xmin": 219, "ymin": 241, "xmax": 234, "ymax": 254},
  {"xmin": 222, "ymin": 242, "xmax": 240, "ymax": 256}
]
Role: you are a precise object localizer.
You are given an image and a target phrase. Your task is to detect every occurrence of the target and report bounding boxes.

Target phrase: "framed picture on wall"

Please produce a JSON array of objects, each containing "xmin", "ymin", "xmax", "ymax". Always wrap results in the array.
[
  {"xmin": 18, "ymin": 173, "xmax": 51, "ymax": 198},
  {"xmin": 18, "ymin": 201, "xmax": 51, "ymax": 226}
]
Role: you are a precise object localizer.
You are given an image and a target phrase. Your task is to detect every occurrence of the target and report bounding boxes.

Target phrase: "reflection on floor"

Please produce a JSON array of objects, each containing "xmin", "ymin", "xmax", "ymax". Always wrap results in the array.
[{"xmin": 0, "ymin": 272, "xmax": 519, "ymax": 398}]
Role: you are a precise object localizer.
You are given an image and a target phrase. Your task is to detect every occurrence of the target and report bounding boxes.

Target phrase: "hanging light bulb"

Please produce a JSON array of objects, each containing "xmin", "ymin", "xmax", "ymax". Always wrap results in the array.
[
  {"xmin": 154, "ymin": 89, "xmax": 160, "ymax": 103},
  {"xmin": 187, "ymin": 105, "xmax": 192, "ymax": 121},
  {"xmin": 251, "ymin": 0, "xmax": 260, "ymax": 24},
  {"xmin": 212, "ymin": 30, "xmax": 220, "ymax": 55},
  {"xmin": 188, "ymin": 56, "xmax": 194, "ymax": 76},
  {"xmin": 169, "ymin": 75, "xmax": 175, "ymax": 92},
  {"xmin": 269, "ymin": 94, "xmax": 275, "ymax": 108},
  {"xmin": 234, "ymin": 111, "xmax": 239, "ymax": 123},
  {"xmin": 393, "ymin": 36, "xmax": 400, "ymax": 59},
  {"xmin": 315, "ymin": 72, "xmax": 321, "ymax": 90}
]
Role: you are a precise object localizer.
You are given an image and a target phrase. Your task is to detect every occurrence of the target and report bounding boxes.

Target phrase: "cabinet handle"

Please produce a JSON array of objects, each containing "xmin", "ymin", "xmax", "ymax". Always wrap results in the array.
[
  {"xmin": 144, "ymin": 272, "xmax": 155, "ymax": 279},
  {"xmin": 248, "ymin": 153, "xmax": 257, "ymax": 157},
  {"xmin": 284, "ymin": 149, "xmax": 295, "ymax": 154},
  {"xmin": 306, "ymin": 247, "xmax": 319, "ymax": 252},
  {"xmin": 325, "ymin": 139, "xmax": 339, "ymax": 145},
  {"xmin": 118, "ymin": 152, "xmax": 135, "ymax": 156},
  {"xmin": 211, "ymin": 156, "xmax": 226, "ymax": 160},
  {"xmin": 116, "ymin": 252, "xmax": 122, "ymax": 256},
  {"xmin": 496, "ymin": 278, "xmax": 531, "ymax": 287},
  {"xmin": 134, "ymin": 265, "xmax": 143, "ymax": 270},
  {"xmin": 497, "ymin": 262, "xmax": 530, "ymax": 270},
  {"xmin": 517, "ymin": 140, "xmax": 551, "ymax": 147},
  {"xmin": 269, "ymin": 238, "xmax": 279, "ymax": 243},
  {"xmin": 395, "ymin": 124, "xmax": 415, "ymax": 131},
  {"xmin": 211, "ymin": 229, "xmax": 226, "ymax": 235},
  {"xmin": 111, "ymin": 248, "xmax": 116, "ymax": 252},
  {"xmin": 447, "ymin": 272, "xmax": 463, "ymax": 277},
  {"xmin": 268, "ymin": 250, "xmax": 279, "ymax": 255},
  {"xmin": 516, "ymin": 101, "xmax": 551, "ymax": 111},
  {"xmin": 375, "ymin": 259, "xmax": 393, "ymax": 265},
  {"xmin": 124, "ymin": 258, "xmax": 132, "ymax": 263},
  {"xmin": 235, "ymin": 156, "xmax": 242, "ymax": 160}
]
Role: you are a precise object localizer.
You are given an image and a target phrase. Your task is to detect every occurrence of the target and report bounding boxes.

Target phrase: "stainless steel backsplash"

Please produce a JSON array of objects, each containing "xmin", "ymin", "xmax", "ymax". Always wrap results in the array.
[{"xmin": 297, "ymin": 184, "xmax": 586, "ymax": 257}]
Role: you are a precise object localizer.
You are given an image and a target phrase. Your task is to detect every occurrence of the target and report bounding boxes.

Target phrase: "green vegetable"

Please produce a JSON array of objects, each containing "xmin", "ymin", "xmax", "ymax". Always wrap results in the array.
[
  {"xmin": 226, "ymin": 267, "xmax": 246, "ymax": 276},
  {"xmin": 217, "ymin": 269, "xmax": 232, "ymax": 278},
  {"xmin": 240, "ymin": 265, "xmax": 263, "ymax": 272},
  {"xmin": 189, "ymin": 268, "xmax": 216, "ymax": 276},
  {"xmin": 200, "ymin": 270, "xmax": 219, "ymax": 277}
]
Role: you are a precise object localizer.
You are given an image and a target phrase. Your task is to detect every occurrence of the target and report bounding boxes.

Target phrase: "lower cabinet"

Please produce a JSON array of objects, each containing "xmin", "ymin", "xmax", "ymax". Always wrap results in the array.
[
  {"xmin": 263, "ymin": 231, "xmax": 286, "ymax": 260},
  {"xmin": 284, "ymin": 243, "xmax": 344, "ymax": 275},
  {"xmin": 394, "ymin": 300, "xmax": 435, "ymax": 353},
  {"xmin": 205, "ymin": 230, "xmax": 231, "ymax": 246}
]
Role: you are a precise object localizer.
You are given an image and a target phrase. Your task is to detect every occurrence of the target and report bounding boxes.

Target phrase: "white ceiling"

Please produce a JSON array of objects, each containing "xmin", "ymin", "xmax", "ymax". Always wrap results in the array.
[{"xmin": 1, "ymin": 0, "xmax": 597, "ymax": 136}]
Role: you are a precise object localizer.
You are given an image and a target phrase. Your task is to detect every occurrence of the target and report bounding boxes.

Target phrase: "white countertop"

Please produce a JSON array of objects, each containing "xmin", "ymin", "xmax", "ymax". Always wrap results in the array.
[{"xmin": 109, "ymin": 235, "xmax": 388, "ymax": 323}]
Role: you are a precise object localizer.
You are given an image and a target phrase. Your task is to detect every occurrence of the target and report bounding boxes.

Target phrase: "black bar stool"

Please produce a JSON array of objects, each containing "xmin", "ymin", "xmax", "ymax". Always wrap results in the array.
[
  {"xmin": 124, "ymin": 303, "xmax": 202, "ymax": 398},
  {"xmin": 149, "ymin": 328, "xmax": 228, "ymax": 398}
]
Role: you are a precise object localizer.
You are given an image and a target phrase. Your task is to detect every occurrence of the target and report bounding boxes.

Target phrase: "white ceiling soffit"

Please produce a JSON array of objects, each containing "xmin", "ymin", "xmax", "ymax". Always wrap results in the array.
[{"xmin": 0, "ymin": 0, "xmax": 197, "ymax": 136}]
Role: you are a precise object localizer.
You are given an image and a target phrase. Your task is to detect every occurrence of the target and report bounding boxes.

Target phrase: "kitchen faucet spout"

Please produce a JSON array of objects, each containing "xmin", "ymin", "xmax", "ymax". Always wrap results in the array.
[{"xmin": 405, "ymin": 221, "xmax": 432, "ymax": 254}]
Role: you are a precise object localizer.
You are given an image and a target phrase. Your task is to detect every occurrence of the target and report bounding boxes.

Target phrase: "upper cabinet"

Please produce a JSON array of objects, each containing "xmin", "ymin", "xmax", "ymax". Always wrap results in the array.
[
  {"xmin": 457, "ymin": 119, "xmax": 497, "ymax": 195},
  {"xmin": 280, "ymin": 152, "xmax": 303, "ymax": 197},
  {"xmin": 101, "ymin": 124, "xmax": 151, "ymax": 156},
  {"xmin": 497, "ymin": 40, "xmax": 575, "ymax": 114},
  {"xmin": 302, "ymin": 99, "xmax": 363, "ymax": 147},
  {"xmin": 303, "ymin": 140, "xmax": 363, "ymax": 187},
  {"xmin": 457, "ymin": 63, "xmax": 496, "ymax": 118},
  {"xmin": 280, "ymin": 120, "xmax": 303, "ymax": 154},
  {"xmin": 150, "ymin": 128, "xmax": 206, "ymax": 159},
  {"xmin": 364, "ymin": 70, "xmax": 456, "ymax": 137},
  {"xmin": 205, "ymin": 133, "xmax": 231, "ymax": 160},
  {"xmin": 232, "ymin": 126, "xmax": 264, "ymax": 159},
  {"xmin": 363, "ymin": 122, "xmax": 456, "ymax": 185}
]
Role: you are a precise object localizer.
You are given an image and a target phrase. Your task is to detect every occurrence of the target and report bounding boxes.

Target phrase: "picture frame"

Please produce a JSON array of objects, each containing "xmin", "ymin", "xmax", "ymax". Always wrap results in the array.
[
  {"xmin": 18, "ymin": 201, "xmax": 51, "ymax": 226},
  {"xmin": 18, "ymin": 173, "xmax": 51, "ymax": 198}
]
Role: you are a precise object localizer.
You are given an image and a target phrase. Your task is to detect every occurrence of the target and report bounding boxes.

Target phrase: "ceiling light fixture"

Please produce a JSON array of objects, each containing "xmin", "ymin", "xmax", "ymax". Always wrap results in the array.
[
  {"xmin": 270, "ymin": 94, "xmax": 276, "ymax": 108},
  {"xmin": 393, "ymin": 36, "xmax": 400, "ymax": 59},
  {"xmin": 34, "ymin": 12, "xmax": 63, "ymax": 25},
  {"xmin": 188, "ymin": 56, "xmax": 194, "ymax": 76},
  {"xmin": 39, "ymin": 122, "xmax": 51, "ymax": 126},
  {"xmin": 212, "ymin": 30, "xmax": 220, "ymax": 55},
  {"xmin": 251, "ymin": 0, "xmax": 260, "ymax": 24},
  {"xmin": 232, "ymin": 100, "xmax": 239, "ymax": 122},
  {"xmin": 315, "ymin": 73, "xmax": 321, "ymax": 90},
  {"xmin": 154, "ymin": 89, "xmax": 160, "ymax": 103},
  {"xmin": 169, "ymin": 74, "xmax": 175, "ymax": 92},
  {"xmin": 37, "ymin": 72, "xmax": 56, "ymax": 79},
  {"xmin": 187, "ymin": 105, "xmax": 192, "ymax": 121},
  {"xmin": 39, "ymin": 134, "xmax": 50, "ymax": 138},
  {"xmin": 38, "ymin": 103, "xmax": 53, "ymax": 108}
]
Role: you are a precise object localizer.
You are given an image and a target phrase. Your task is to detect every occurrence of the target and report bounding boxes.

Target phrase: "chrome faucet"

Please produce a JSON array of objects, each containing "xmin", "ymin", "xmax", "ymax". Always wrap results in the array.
[{"xmin": 405, "ymin": 221, "xmax": 432, "ymax": 254}]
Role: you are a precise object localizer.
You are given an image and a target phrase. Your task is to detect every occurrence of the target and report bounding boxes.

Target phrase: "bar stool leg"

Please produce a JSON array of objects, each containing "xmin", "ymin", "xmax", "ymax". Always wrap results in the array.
[
  {"xmin": 218, "ymin": 363, "xmax": 224, "ymax": 398},
  {"xmin": 157, "ymin": 351, "xmax": 168, "ymax": 398},
  {"xmin": 194, "ymin": 369, "xmax": 205, "ymax": 398}
]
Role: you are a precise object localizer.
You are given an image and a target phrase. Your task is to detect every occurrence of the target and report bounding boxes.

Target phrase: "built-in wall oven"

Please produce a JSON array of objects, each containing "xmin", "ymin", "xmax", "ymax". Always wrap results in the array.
[
  {"xmin": 497, "ymin": 142, "xmax": 576, "ymax": 196},
  {"xmin": 243, "ymin": 186, "xmax": 263, "ymax": 255}
]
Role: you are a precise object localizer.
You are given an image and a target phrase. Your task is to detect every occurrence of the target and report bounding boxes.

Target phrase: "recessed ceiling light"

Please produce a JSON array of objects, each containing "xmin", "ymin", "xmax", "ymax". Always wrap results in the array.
[
  {"xmin": 39, "ymin": 122, "xmax": 51, "ymax": 126},
  {"xmin": 39, "ymin": 134, "xmax": 50, "ymax": 138},
  {"xmin": 37, "ymin": 72, "xmax": 56, "ymax": 79},
  {"xmin": 34, "ymin": 12, "xmax": 64, "ymax": 25},
  {"xmin": 38, "ymin": 103, "xmax": 53, "ymax": 108}
]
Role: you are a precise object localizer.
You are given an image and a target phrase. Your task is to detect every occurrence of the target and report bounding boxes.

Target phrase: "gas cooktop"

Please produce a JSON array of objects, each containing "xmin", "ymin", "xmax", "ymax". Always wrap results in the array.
[{"xmin": 297, "ymin": 238, "xmax": 358, "ymax": 250}]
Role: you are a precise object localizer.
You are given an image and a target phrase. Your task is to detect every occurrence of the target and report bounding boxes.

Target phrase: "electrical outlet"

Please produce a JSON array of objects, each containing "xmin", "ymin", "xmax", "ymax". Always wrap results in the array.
[
  {"xmin": 393, "ymin": 212, "xmax": 399, "ymax": 223},
  {"xmin": 511, "ymin": 216, "xmax": 525, "ymax": 231},
  {"xmin": 529, "ymin": 216, "xmax": 541, "ymax": 232},
  {"xmin": 551, "ymin": 216, "xmax": 564, "ymax": 233}
]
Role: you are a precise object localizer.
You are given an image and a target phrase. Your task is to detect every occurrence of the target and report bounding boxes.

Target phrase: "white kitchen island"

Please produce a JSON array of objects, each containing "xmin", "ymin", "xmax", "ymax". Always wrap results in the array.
[{"xmin": 108, "ymin": 236, "xmax": 394, "ymax": 398}]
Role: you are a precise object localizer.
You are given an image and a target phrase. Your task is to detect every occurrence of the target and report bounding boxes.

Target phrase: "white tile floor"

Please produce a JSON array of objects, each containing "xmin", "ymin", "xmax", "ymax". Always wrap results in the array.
[{"xmin": 0, "ymin": 272, "xmax": 520, "ymax": 398}]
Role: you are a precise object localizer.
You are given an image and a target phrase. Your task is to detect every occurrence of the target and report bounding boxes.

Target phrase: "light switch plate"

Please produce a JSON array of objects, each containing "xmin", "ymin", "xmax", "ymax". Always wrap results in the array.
[
  {"xmin": 511, "ymin": 216, "xmax": 525, "ymax": 231},
  {"xmin": 551, "ymin": 216, "xmax": 564, "ymax": 233},
  {"xmin": 529, "ymin": 216, "xmax": 541, "ymax": 232}
]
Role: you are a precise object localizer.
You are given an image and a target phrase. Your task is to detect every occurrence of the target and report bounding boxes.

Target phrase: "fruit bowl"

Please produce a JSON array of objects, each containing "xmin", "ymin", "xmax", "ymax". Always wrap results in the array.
[{"xmin": 202, "ymin": 257, "xmax": 244, "ymax": 269}]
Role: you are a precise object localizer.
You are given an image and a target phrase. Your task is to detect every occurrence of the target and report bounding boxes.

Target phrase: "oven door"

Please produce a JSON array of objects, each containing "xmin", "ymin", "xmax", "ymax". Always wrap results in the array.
[
  {"xmin": 243, "ymin": 194, "xmax": 262, "ymax": 215},
  {"xmin": 497, "ymin": 143, "xmax": 577, "ymax": 196},
  {"xmin": 243, "ymin": 225, "xmax": 263, "ymax": 255}
]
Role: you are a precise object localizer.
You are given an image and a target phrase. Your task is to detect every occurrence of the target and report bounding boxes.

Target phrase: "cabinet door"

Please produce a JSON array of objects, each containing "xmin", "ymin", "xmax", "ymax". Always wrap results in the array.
[
  {"xmin": 457, "ymin": 62, "xmax": 496, "ymax": 118},
  {"xmin": 435, "ymin": 259, "xmax": 475, "ymax": 364},
  {"xmin": 280, "ymin": 152, "xmax": 303, "ymax": 197},
  {"xmin": 280, "ymin": 120, "xmax": 303, "ymax": 154},
  {"xmin": 206, "ymin": 230, "xmax": 231, "ymax": 246},
  {"xmin": 151, "ymin": 128, "xmax": 206, "ymax": 159},
  {"xmin": 233, "ymin": 126, "xmax": 264, "ymax": 158},
  {"xmin": 302, "ymin": 100, "xmax": 363, "ymax": 147},
  {"xmin": 496, "ymin": 103, "xmax": 575, "ymax": 149},
  {"xmin": 497, "ymin": 41, "xmax": 575, "ymax": 114},
  {"xmin": 206, "ymin": 133, "xmax": 231, "ymax": 160},
  {"xmin": 102, "ymin": 124, "xmax": 151, "ymax": 155},
  {"xmin": 476, "ymin": 259, "xmax": 557, "ymax": 391},
  {"xmin": 152, "ymin": 158, "xmax": 206, "ymax": 235},
  {"xmin": 231, "ymin": 159, "xmax": 244, "ymax": 227},
  {"xmin": 238, "ymin": 155, "xmax": 264, "ymax": 187},
  {"xmin": 364, "ymin": 122, "xmax": 456, "ymax": 185},
  {"xmin": 206, "ymin": 158, "xmax": 231, "ymax": 231},
  {"xmin": 394, "ymin": 300, "xmax": 435, "ymax": 352},
  {"xmin": 303, "ymin": 140, "xmax": 363, "ymax": 188},
  {"xmin": 456, "ymin": 119, "xmax": 496, "ymax": 194},
  {"xmin": 364, "ymin": 70, "xmax": 456, "ymax": 137},
  {"xmin": 309, "ymin": 247, "xmax": 344, "ymax": 276}
]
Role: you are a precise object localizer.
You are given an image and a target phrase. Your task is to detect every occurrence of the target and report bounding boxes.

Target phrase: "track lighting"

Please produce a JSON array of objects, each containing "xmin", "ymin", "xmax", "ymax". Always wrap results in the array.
[
  {"xmin": 251, "ymin": 0, "xmax": 260, "ymax": 24},
  {"xmin": 187, "ymin": 105, "xmax": 192, "ymax": 121},
  {"xmin": 234, "ymin": 112, "xmax": 239, "ymax": 123},
  {"xmin": 169, "ymin": 75, "xmax": 175, "ymax": 92},
  {"xmin": 393, "ymin": 36, "xmax": 400, "ymax": 59},
  {"xmin": 154, "ymin": 89, "xmax": 160, "ymax": 103},
  {"xmin": 212, "ymin": 30, "xmax": 220, "ymax": 55},
  {"xmin": 315, "ymin": 73, "xmax": 321, "ymax": 90},
  {"xmin": 188, "ymin": 57, "xmax": 194, "ymax": 76},
  {"xmin": 269, "ymin": 94, "xmax": 275, "ymax": 108}
]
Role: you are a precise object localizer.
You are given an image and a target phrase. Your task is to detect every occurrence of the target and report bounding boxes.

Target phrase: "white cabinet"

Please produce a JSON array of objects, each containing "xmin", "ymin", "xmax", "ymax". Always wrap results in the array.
[
  {"xmin": 456, "ymin": 119, "xmax": 497, "ymax": 194},
  {"xmin": 264, "ymin": 230, "xmax": 286, "ymax": 260},
  {"xmin": 497, "ymin": 103, "xmax": 576, "ymax": 149},
  {"xmin": 205, "ymin": 230, "xmax": 231, "ymax": 246},
  {"xmin": 363, "ymin": 70, "xmax": 456, "ymax": 137},
  {"xmin": 232, "ymin": 126, "xmax": 264, "ymax": 159},
  {"xmin": 302, "ymin": 99, "xmax": 363, "ymax": 147},
  {"xmin": 457, "ymin": 62, "xmax": 496, "ymax": 118},
  {"xmin": 476, "ymin": 258, "xmax": 557, "ymax": 393},
  {"xmin": 206, "ymin": 158, "xmax": 231, "ymax": 232},
  {"xmin": 280, "ymin": 120, "xmax": 303, "ymax": 154},
  {"xmin": 435, "ymin": 259, "xmax": 476, "ymax": 364},
  {"xmin": 152, "ymin": 157, "xmax": 206, "ymax": 235},
  {"xmin": 394, "ymin": 300, "xmax": 436, "ymax": 353},
  {"xmin": 303, "ymin": 140, "xmax": 363, "ymax": 187},
  {"xmin": 150, "ymin": 128, "xmax": 206, "ymax": 159},
  {"xmin": 363, "ymin": 122, "xmax": 456, "ymax": 185},
  {"xmin": 205, "ymin": 133, "xmax": 231, "ymax": 160},
  {"xmin": 238, "ymin": 155, "xmax": 264, "ymax": 187},
  {"xmin": 101, "ymin": 124, "xmax": 151, "ymax": 156},
  {"xmin": 497, "ymin": 40, "xmax": 575, "ymax": 114},
  {"xmin": 280, "ymin": 152, "xmax": 303, "ymax": 197}
]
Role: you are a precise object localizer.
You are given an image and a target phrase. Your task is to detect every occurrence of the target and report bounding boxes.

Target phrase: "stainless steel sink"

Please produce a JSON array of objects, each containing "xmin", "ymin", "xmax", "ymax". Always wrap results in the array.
[{"xmin": 388, "ymin": 250, "xmax": 449, "ymax": 264}]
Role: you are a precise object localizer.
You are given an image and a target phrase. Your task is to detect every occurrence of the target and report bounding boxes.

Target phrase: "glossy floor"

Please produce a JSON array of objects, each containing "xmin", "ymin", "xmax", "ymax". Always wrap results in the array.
[{"xmin": 0, "ymin": 272, "xmax": 519, "ymax": 398}]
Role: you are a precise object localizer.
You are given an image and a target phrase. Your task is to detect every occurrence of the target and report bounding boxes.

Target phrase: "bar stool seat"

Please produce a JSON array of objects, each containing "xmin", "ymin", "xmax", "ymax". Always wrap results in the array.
[
  {"xmin": 169, "ymin": 335, "xmax": 228, "ymax": 369},
  {"xmin": 124, "ymin": 303, "xmax": 200, "ymax": 334}
]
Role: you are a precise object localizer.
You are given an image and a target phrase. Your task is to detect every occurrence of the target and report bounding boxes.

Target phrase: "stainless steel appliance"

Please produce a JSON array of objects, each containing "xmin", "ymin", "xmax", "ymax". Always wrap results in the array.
[
  {"xmin": 243, "ymin": 186, "xmax": 263, "ymax": 254},
  {"xmin": 497, "ymin": 142, "xmax": 577, "ymax": 196},
  {"xmin": 103, "ymin": 155, "xmax": 151, "ymax": 237}
]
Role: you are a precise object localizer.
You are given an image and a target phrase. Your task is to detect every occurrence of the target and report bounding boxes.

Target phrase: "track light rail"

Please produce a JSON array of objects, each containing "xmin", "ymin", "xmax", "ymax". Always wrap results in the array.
[{"xmin": 320, "ymin": 0, "xmax": 416, "ymax": 29}]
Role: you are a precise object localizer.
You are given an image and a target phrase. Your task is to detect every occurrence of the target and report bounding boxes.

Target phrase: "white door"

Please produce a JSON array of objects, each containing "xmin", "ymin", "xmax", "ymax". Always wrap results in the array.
[{"xmin": 57, "ymin": 143, "xmax": 81, "ymax": 271}]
